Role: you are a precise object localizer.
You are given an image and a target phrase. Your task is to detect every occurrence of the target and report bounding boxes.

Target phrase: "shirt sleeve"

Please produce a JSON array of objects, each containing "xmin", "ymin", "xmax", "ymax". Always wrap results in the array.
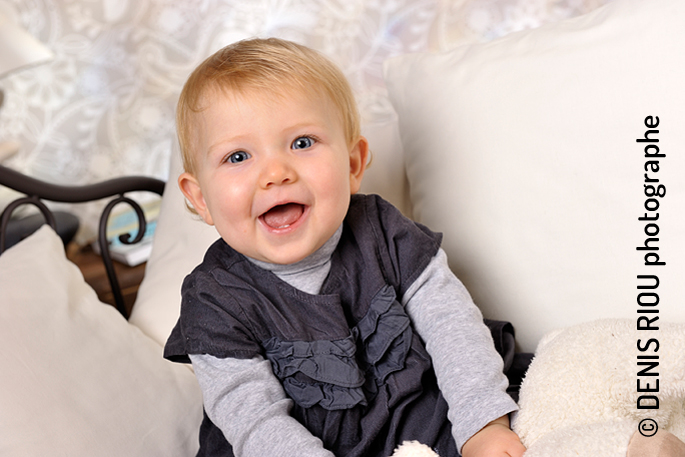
[
  {"xmin": 189, "ymin": 353, "xmax": 335, "ymax": 457},
  {"xmin": 402, "ymin": 248, "xmax": 519, "ymax": 453},
  {"xmin": 165, "ymin": 269, "xmax": 264, "ymax": 363}
]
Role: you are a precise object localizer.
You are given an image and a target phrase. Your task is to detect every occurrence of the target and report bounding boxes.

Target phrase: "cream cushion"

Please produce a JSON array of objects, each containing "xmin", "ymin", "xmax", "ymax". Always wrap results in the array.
[
  {"xmin": 0, "ymin": 226, "xmax": 203, "ymax": 456},
  {"xmin": 384, "ymin": 0, "xmax": 685, "ymax": 352},
  {"xmin": 130, "ymin": 145, "xmax": 220, "ymax": 345}
]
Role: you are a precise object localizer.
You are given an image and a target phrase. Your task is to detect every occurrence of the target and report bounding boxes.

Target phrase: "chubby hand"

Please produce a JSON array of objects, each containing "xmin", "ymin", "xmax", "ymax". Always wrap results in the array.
[{"xmin": 461, "ymin": 415, "xmax": 526, "ymax": 457}]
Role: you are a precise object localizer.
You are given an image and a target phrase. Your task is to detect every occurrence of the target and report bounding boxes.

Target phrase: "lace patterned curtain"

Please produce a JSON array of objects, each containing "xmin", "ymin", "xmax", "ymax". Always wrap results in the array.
[{"xmin": 0, "ymin": 0, "xmax": 612, "ymax": 236}]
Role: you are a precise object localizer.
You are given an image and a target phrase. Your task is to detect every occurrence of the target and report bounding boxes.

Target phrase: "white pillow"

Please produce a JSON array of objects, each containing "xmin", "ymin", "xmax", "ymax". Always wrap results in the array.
[
  {"xmin": 384, "ymin": 0, "xmax": 685, "ymax": 352},
  {"xmin": 360, "ymin": 118, "xmax": 412, "ymax": 217},
  {"xmin": 130, "ymin": 144, "xmax": 220, "ymax": 346},
  {"xmin": 0, "ymin": 226, "xmax": 203, "ymax": 456}
]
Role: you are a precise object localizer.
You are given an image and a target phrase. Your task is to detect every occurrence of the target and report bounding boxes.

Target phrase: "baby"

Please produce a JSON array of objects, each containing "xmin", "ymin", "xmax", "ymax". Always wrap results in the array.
[{"xmin": 164, "ymin": 37, "xmax": 525, "ymax": 457}]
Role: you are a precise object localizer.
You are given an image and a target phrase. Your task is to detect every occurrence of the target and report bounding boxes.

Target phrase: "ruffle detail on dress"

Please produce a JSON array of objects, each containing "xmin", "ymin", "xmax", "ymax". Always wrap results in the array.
[
  {"xmin": 281, "ymin": 377, "xmax": 367, "ymax": 410},
  {"xmin": 263, "ymin": 284, "xmax": 412, "ymax": 410},
  {"xmin": 263, "ymin": 336, "xmax": 367, "ymax": 410},
  {"xmin": 353, "ymin": 284, "xmax": 412, "ymax": 386}
]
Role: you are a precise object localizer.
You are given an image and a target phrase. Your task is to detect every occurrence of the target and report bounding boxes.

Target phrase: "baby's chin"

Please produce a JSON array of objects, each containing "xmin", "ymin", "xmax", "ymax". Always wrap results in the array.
[
  {"xmin": 227, "ymin": 219, "xmax": 341, "ymax": 266},
  {"xmin": 241, "ymin": 243, "xmax": 319, "ymax": 266}
]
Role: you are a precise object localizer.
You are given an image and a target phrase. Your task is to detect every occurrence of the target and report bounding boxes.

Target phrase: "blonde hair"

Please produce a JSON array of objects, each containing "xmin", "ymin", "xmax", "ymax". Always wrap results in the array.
[{"xmin": 176, "ymin": 37, "xmax": 361, "ymax": 175}]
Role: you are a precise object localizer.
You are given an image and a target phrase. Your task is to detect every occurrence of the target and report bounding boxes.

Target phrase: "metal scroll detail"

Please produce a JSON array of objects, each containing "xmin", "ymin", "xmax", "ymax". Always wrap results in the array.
[
  {"xmin": 0, "ymin": 164, "xmax": 165, "ymax": 319},
  {"xmin": 98, "ymin": 195, "xmax": 148, "ymax": 319},
  {"xmin": 0, "ymin": 196, "xmax": 57, "ymax": 253}
]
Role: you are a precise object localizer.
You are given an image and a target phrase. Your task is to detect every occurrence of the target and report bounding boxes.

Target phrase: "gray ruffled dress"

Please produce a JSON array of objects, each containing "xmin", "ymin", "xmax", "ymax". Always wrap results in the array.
[{"xmin": 165, "ymin": 194, "xmax": 465, "ymax": 456}]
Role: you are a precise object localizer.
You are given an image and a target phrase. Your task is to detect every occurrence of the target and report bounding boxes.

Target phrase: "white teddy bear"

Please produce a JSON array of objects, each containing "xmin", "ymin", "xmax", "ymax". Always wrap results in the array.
[
  {"xmin": 390, "ymin": 319, "xmax": 685, "ymax": 457},
  {"xmin": 514, "ymin": 319, "xmax": 685, "ymax": 457},
  {"xmin": 391, "ymin": 441, "xmax": 441, "ymax": 457}
]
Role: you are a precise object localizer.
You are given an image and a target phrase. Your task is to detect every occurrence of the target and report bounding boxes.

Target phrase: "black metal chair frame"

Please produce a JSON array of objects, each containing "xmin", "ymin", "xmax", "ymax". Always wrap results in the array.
[{"xmin": 0, "ymin": 164, "xmax": 165, "ymax": 319}]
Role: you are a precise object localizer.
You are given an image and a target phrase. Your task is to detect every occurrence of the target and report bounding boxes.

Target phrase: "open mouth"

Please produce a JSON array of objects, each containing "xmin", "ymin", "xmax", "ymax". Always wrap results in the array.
[{"xmin": 260, "ymin": 203, "xmax": 306, "ymax": 230}]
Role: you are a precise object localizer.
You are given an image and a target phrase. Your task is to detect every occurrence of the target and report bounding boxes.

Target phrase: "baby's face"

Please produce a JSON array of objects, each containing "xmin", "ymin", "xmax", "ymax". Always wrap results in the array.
[{"xmin": 179, "ymin": 87, "xmax": 367, "ymax": 264}]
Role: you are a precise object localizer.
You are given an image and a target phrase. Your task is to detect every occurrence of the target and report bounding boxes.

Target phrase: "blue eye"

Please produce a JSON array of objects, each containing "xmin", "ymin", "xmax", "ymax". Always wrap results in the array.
[
  {"xmin": 227, "ymin": 151, "xmax": 251, "ymax": 163},
  {"xmin": 292, "ymin": 136, "xmax": 314, "ymax": 150}
]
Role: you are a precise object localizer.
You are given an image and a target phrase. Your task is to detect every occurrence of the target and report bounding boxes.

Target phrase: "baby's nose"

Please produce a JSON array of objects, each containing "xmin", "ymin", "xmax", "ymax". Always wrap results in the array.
[{"xmin": 261, "ymin": 157, "xmax": 296, "ymax": 188}]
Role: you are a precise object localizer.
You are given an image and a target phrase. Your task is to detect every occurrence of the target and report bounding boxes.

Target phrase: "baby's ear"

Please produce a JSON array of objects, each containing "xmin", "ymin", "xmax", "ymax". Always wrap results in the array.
[
  {"xmin": 178, "ymin": 172, "xmax": 214, "ymax": 225},
  {"xmin": 349, "ymin": 136, "xmax": 369, "ymax": 194}
]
